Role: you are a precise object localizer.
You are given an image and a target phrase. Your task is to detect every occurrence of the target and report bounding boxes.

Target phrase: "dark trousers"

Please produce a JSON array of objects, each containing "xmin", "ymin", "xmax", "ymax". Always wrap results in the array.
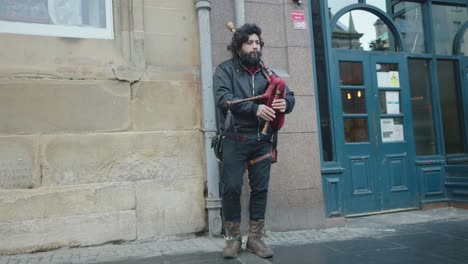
[{"xmin": 221, "ymin": 137, "xmax": 272, "ymax": 223}]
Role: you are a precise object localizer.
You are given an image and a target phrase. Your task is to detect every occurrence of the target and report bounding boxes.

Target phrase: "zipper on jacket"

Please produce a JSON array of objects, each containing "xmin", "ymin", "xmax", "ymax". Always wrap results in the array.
[
  {"xmin": 252, "ymin": 74, "xmax": 261, "ymax": 141},
  {"xmin": 246, "ymin": 68, "xmax": 261, "ymax": 141},
  {"xmin": 251, "ymin": 74, "xmax": 255, "ymax": 96}
]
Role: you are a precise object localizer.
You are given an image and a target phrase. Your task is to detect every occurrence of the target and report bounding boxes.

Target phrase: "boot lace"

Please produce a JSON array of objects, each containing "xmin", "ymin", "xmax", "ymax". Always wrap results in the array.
[{"xmin": 255, "ymin": 221, "xmax": 268, "ymax": 238}]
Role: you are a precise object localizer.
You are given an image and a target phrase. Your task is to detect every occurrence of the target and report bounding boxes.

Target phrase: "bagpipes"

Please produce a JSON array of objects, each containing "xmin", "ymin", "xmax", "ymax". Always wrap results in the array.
[{"xmin": 224, "ymin": 21, "xmax": 286, "ymax": 135}]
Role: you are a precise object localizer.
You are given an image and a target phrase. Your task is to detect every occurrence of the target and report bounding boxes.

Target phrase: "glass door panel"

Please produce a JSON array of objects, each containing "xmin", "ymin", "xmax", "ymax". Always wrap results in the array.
[
  {"xmin": 376, "ymin": 63, "xmax": 404, "ymax": 143},
  {"xmin": 339, "ymin": 60, "xmax": 369, "ymax": 144},
  {"xmin": 379, "ymin": 91, "xmax": 401, "ymax": 114},
  {"xmin": 342, "ymin": 89, "xmax": 367, "ymax": 113},
  {"xmin": 339, "ymin": 61, "xmax": 364, "ymax": 85},
  {"xmin": 344, "ymin": 118, "xmax": 369, "ymax": 143}
]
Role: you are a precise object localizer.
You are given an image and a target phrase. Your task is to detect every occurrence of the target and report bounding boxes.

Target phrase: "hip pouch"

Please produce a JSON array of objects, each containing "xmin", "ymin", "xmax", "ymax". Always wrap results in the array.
[{"xmin": 211, "ymin": 134, "xmax": 225, "ymax": 162}]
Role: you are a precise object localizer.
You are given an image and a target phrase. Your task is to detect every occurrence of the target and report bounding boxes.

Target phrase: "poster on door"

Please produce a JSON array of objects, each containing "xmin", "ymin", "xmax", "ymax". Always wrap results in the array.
[
  {"xmin": 381, "ymin": 118, "xmax": 404, "ymax": 142},
  {"xmin": 377, "ymin": 71, "xmax": 400, "ymax": 87},
  {"xmin": 385, "ymin": 91, "xmax": 400, "ymax": 114}
]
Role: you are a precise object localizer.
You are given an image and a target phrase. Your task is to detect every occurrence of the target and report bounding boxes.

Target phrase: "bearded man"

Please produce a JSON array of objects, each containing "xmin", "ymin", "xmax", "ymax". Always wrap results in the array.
[{"xmin": 213, "ymin": 23, "xmax": 295, "ymax": 259}]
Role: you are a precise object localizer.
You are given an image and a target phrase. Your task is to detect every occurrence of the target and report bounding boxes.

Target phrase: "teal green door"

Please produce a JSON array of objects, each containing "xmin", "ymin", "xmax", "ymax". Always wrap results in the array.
[{"xmin": 333, "ymin": 50, "xmax": 419, "ymax": 215}]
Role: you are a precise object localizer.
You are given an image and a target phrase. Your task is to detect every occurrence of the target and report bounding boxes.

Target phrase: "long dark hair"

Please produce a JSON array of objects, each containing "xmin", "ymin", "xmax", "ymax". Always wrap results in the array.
[{"xmin": 227, "ymin": 23, "xmax": 264, "ymax": 58}]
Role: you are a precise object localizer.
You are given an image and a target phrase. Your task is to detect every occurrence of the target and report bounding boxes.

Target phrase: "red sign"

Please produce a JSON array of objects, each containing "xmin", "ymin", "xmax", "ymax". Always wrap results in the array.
[{"xmin": 291, "ymin": 10, "xmax": 305, "ymax": 21}]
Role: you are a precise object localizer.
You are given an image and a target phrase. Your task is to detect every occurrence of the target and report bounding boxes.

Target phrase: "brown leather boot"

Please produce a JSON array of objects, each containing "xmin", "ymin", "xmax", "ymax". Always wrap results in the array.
[
  {"xmin": 223, "ymin": 222, "xmax": 242, "ymax": 259},
  {"xmin": 246, "ymin": 219, "xmax": 273, "ymax": 258}
]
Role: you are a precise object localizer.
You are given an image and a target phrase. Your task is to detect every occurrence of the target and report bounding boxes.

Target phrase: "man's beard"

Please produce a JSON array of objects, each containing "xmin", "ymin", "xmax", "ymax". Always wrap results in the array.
[{"xmin": 239, "ymin": 50, "xmax": 262, "ymax": 69}]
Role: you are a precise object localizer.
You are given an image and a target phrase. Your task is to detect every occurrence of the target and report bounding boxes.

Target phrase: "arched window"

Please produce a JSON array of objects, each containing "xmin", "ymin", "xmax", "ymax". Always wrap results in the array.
[{"xmin": 332, "ymin": 10, "xmax": 397, "ymax": 51}]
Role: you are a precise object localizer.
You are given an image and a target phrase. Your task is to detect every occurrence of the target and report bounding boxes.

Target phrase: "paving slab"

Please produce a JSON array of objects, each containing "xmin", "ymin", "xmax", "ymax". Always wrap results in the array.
[{"xmin": 1, "ymin": 207, "xmax": 468, "ymax": 264}]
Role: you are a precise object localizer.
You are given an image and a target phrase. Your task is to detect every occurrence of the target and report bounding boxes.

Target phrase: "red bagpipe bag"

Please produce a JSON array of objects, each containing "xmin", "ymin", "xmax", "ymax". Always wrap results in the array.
[{"xmin": 262, "ymin": 71, "xmax": 286, "ymax": 132}]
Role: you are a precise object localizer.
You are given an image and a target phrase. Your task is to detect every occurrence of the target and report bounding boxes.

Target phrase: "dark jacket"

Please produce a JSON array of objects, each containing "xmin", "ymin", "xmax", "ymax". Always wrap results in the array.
[{"xmin": 214, "ymin": 57, "xmax": 295, "ymax": 138}]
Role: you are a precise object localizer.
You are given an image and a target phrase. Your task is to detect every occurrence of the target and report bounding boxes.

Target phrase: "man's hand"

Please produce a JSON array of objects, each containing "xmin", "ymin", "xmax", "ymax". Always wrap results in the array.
[
  {"xmin": 272, "ymin": 98, "xmax": 287, "ymax": 113},
  {"xmin": 256, "ymin": 104, "xmax": 276, "ymax": 121}
]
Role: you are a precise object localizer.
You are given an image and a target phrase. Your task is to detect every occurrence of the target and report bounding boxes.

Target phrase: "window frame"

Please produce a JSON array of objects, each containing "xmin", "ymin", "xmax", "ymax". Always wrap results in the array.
[{"xmin": 0, "ymin": 0, "xmax": 114, "ymax": 39}]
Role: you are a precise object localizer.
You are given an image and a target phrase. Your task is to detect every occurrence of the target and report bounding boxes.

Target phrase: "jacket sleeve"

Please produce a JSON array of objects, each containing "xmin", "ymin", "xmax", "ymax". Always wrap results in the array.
[
  {"xmin": 213, "ymin": 65, "xmax": 258, "ymax": 116},
  {"xmin": 284, "ymin": 85, "xmax": 295, "ymax": 114}
]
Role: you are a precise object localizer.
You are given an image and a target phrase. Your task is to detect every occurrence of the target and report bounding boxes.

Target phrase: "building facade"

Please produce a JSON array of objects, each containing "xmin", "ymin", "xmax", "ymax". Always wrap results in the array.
[
  {"xmin": 312, "ymin": 0, "xmax": 468, "ymax": 217},
  {"xmin": 0, "ymin": 0, "xmax": 467, "ymax": 255}
]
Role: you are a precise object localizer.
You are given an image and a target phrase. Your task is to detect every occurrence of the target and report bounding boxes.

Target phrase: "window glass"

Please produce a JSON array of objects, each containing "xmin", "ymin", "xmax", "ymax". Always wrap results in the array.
[
  {"xmin": 366, "ymin": 0, "xmax": 387, "ymax": 12},
  {"xmin": 328, "ymin": 0, "xmax": 359, "ymax": 20},
  {"xmin": 437, "ymin": 60, "xmax": 464, "ymax": 154},
  {"xmin": 0, "ymin": 0, "xmax": 113, "ymax": 39},
  {"xmin": 342, "ymin": 89, "xmax": 366, "ymax": 114},
  {"xmin": 393, "ymin": 2, "xmax": 426, "ymax": 54},
  {"xmin": 432, "ymin": 4, "xmax": 468, "ymax": 55},
  {"xmin": 344, "ymin": 118, "xmax": 369, "ymax": 143},
  {"xmin": 462, "ymin": 29, "xmax": 468, "ymax": 56},
  {"xmin": 408, "ymin": 59, "xmax": 436, "ymax": 155},
  {"xmin": 339, "ymin": 61, "xmax": 364, "ymax": 85},
  {"xmin": 333, "ymin": 10, "xmax": 397, "ymax": 51}
]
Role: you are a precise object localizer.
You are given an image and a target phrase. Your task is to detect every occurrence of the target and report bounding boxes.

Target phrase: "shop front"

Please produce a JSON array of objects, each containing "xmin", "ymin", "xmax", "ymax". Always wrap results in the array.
[{"xmin": 311, "ymin": 0, "xmax": 468, "ymax": 217}]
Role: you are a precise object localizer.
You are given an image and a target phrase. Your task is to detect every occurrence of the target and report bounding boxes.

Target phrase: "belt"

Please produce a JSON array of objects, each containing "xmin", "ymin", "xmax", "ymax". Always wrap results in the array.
[{"xmin": 225, "ymin": 133, "xmax": 272, "ymax": 142}]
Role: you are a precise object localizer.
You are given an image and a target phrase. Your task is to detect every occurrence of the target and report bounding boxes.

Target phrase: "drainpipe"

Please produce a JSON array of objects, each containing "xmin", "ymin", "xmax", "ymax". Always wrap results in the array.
[
  {"xmin": 195, "ymin": 0, "xmax": 222, "ymax": 237},
  {"xmin": 234, "ymin": 0, "xmax": 245, "ymax": 27}
]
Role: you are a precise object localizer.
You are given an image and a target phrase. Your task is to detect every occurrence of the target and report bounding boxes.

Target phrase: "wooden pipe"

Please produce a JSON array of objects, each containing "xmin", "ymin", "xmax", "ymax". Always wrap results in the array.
[
  {"xmin": 226, "ymin": 21, "xmax": 236, "ymax": 33},
  {"xmin": 224, "ymin": 94, "xmax": 265, "ymax": 108}
]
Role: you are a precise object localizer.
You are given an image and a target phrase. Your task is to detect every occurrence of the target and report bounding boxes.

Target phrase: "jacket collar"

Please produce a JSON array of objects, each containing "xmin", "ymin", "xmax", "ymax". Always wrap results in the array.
[{"xmin": 233, "ymin": 57, "xmax": 261, "ymax": 75}]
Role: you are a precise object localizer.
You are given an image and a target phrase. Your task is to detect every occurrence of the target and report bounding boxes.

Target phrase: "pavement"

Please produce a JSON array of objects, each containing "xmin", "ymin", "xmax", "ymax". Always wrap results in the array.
[{"xmin": 1, "ymin": 207, "xmax": 468, "ymax": 264}]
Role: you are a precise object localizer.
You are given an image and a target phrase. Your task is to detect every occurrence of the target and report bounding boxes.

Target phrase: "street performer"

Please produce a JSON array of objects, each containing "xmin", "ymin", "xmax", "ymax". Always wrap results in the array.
[{"xmin": 213, "ymin": 23, "xmax": 295, "ymax": 259}]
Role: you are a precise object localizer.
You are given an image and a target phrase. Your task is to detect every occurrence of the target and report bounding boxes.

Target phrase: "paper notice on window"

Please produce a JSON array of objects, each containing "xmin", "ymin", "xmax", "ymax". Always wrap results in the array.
[
  {"xmin": 381, "ymin": 119, "xmax": 404, "ymax": 142},
  {"xmin": 393, "ymin": 124, "xmax": 404, "ymax": 141},
  {"xmin": 386, "ymin": 91, "xmax": 400, "ymax": 114},
  {"xmin": 389, "ymin": 71, "xmax": 400, "ymax": 87},
  {"xmin": 377, "ymin": 71, "xmax": 400, "ymax": 88},
  {"xmin": 381, "ymin": 118, "xmax": 394, "ymax": 142}
]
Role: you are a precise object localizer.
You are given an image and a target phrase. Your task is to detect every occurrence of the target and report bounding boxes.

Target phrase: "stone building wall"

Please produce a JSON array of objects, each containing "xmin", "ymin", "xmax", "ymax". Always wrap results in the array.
[{"xmin": 0, "ymin": 0, "xmax": 206, "ymax": 254}]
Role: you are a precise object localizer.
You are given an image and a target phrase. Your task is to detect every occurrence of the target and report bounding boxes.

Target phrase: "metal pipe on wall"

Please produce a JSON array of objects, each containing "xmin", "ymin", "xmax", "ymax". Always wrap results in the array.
[
  {"xmin": 195, "ymin": 0, "xmax": 222, "ymax": 237},
  {"xmin": 234, "ymin": 0, "xmax": 245, "ymax": 28}
]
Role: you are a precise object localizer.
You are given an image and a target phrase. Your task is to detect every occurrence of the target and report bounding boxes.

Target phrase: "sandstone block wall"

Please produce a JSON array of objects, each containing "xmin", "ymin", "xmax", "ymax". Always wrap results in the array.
[{"xmin": 0, "ymin": 0, "xmax": 205, "ymax": 254}]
